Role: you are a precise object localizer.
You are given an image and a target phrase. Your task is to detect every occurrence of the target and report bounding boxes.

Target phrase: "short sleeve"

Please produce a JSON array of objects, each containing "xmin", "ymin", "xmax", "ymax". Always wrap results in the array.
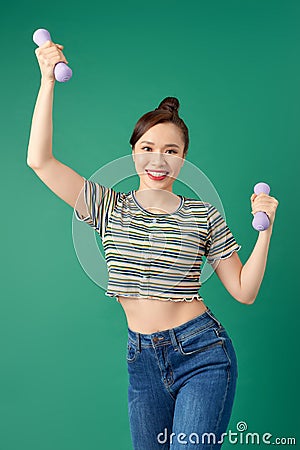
[
  {"xmin": 204, "ymin": 203, "xmax": 242, "ymax": 265},
  {"xmin": 74, "ymin": 177, "xmax": 118, "ymax": 239}
]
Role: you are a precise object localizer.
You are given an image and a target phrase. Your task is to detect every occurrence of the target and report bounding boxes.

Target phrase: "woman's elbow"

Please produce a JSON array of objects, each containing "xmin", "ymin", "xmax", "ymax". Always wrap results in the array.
[{"xmin": 235, "ymin": 295, "xmax": 256, "ymax": 305}]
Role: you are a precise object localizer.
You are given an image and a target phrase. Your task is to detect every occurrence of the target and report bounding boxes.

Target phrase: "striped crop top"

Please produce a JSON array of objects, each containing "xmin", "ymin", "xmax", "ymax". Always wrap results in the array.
[{"xmin": 74, "ymin": 178, "xmax": 242, "ymax": 303}]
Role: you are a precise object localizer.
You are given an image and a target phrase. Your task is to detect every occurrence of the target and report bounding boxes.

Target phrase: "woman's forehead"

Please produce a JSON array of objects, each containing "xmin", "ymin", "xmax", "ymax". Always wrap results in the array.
[{"xmin": 138, "ymin": 124, "xmax": 183, "ymax": 145}]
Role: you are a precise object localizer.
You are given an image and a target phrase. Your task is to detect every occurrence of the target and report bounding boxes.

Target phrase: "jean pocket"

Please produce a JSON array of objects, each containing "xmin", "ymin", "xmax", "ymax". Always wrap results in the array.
[
  {"xmin": 126, "ymin": 340, "xmax": 139, "ymax": 363},
  {"xmin": 178, "ymin": 327, "xmax": 223, "ymax": 356},
  {"xmin": 215, "ymin": 326, "xmax": 233, "ymax": 343}
]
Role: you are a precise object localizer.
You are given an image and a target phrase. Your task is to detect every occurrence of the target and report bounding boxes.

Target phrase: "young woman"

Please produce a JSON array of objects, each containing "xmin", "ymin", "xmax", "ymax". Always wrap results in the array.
[{"xmin": 28, "ymin": 41, "xmax": 279, "ymax": 450}]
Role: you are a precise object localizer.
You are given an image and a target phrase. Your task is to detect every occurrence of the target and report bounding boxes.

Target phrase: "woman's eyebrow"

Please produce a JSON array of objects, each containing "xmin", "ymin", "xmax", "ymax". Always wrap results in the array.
[{"xmin": 140, "ymin": 140, "xmax": 180, "ymax": 148}]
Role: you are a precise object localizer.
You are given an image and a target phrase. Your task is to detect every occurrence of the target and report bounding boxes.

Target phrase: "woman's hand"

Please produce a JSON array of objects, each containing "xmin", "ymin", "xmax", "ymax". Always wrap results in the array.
[
  {"xmin": 35, "ymin": 40, "xmax": 69, "ymax": 83},
  {"xmin": 250, "ymin": 192, "xmax": 279, "ymax": 227}
]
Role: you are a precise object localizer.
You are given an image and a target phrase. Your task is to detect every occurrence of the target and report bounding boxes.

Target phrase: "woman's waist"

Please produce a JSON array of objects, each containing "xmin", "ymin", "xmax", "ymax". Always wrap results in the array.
[{"xmin": 118, "ymin": 295, "xmax": 209, "ymax": 334}]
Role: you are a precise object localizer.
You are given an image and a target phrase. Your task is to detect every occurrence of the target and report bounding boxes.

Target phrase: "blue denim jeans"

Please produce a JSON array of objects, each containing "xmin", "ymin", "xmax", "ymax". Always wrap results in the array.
[{"xmin": 126, "ymin": 308, "xmax": 238, "ymax": 449}]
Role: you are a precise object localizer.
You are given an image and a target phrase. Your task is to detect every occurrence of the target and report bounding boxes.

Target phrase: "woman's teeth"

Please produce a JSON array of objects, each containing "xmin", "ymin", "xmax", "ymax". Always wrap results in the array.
[{"xmin": 147, "ymin": 171, "xmax": 168, "ymax": 177}]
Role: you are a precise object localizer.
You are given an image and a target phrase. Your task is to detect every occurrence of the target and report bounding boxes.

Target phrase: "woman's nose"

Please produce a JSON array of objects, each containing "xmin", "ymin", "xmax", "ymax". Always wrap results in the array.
[{"xmin": 150, "ymin": 152, "xmax": 166, "ymax": 162}]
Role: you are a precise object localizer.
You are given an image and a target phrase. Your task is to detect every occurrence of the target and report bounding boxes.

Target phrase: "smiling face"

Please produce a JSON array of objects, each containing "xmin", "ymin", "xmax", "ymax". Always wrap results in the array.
[{"xmin": 131, "ymin": 122, "xmax": 186, "ymax": 193}]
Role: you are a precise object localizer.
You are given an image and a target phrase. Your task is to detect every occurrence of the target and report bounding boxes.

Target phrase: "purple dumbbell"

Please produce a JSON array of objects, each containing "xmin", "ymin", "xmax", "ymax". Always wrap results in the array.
[
  {"xmin": 33, "ymin": 28, "xmax": 72, "ymax": 83},
  {"xmin": 252, "ymin": 182, "xmax": 271, "ymax": 231}
]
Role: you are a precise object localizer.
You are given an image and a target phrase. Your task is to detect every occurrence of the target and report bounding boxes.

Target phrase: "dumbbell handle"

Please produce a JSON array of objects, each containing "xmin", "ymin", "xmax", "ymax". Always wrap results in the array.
[
  {"xmin": 252, "ymin": 182, "xmax": 270, "ymax": 231},
  {"xmin": 33, "ymin": 28, "xmax": 72, "ymax": 83}
]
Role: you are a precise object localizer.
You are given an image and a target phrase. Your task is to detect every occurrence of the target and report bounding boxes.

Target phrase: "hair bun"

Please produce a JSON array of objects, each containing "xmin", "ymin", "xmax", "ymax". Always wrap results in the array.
[{"xmin": 156, "ymin": 97, "xmax": 180, "ymax": 114}]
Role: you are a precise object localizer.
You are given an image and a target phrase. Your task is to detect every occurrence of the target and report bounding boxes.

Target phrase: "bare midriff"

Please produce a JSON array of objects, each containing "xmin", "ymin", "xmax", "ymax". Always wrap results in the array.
[{"xmin": 117, "ymin": 295, "xmax": 209, "ymax": 334}]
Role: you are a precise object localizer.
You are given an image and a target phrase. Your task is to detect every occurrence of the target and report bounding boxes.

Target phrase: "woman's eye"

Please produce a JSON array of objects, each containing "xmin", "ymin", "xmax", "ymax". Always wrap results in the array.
[{"xmin": 141, "ymin": 147, "xmax": 177, "ymax": 154}]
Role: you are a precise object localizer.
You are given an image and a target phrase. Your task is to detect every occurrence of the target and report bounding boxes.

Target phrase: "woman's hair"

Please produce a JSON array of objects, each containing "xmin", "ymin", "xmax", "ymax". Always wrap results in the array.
[{"xmin": 129, "ymin": 97, "xmax": 189, "ymax": 158}]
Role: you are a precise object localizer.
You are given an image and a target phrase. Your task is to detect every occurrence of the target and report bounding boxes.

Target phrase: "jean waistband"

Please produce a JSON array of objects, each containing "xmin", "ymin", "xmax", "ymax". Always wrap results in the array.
[{"xmin": 127, "ymin": 308, "xmax": 222, "ymax": 349}]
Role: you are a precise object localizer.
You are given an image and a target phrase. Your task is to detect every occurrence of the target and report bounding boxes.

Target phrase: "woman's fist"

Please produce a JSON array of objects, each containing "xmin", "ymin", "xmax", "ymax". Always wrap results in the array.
[
  {"xmin": 34, "ymin": 40, "xmax": 69, "ymax": 83},
  {"xmin": 250, "ymin": 193, "xmax": 279, "ymax": 227}
]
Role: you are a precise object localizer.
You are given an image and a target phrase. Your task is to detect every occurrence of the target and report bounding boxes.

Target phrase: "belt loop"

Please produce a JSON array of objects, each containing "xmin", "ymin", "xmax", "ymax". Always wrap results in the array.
[
  {"xmin": 135, "ymin": 332, "xmax": 141, "ymax": 352},
  {"xmin": 206, "ymin": 309, "xmax": 221, "ymax": 327},
  {"xmin": 169, "ymin": 329, "xmax": 179, "ymax": 351}
]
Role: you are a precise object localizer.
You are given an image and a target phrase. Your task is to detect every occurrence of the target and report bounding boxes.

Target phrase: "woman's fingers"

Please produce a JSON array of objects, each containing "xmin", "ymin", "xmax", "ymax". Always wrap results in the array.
[
  {"xmin": 34, "ymin": 40, "xmax": 69, "ymax": 81},
  {"xmin": 250, "ymin": 193, "xmax": 279, "ymax": 225}
]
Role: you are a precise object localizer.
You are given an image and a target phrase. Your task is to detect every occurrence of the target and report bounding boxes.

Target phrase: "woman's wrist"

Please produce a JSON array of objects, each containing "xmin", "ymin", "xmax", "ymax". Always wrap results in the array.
[
  {"xmin": 40, "ymin": 77, "xmax": 55, "ymax": 88},
  {"xmin": 259, "ymin": 223, "xmax": 273, "ymax": 238}
]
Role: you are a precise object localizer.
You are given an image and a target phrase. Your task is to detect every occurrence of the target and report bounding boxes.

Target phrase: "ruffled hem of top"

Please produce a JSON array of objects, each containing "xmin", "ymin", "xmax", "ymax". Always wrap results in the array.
[
  {"xmin": 206, "ymin": 244, "xmax": 242, "ymax": 265},
  {"xmin": 105, "ymin": 292, "xmax": 204, "ymax": 303}
]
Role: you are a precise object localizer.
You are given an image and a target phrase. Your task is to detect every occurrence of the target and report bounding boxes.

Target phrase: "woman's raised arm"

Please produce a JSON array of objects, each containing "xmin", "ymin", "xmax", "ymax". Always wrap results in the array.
[{"xmin": 27, "ymin": 41, "xmax": 88, "ymax": 218}]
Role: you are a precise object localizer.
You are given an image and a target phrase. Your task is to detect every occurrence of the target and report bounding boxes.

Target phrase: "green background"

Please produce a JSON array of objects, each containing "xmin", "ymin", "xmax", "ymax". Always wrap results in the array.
[{"xmin": 1, "ymin": 0, "xmax": 299, "ymax": 448}]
